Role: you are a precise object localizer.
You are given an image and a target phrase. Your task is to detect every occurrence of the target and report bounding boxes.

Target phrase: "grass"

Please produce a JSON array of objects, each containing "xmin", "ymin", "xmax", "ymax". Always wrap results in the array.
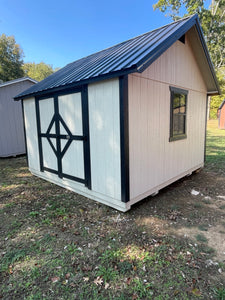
[
  {"xmin": 0, "ymin": 120, "xmax": 225, "ymax": 299},
  {"xmin": 195, "ymin": 233, "xmax": 208, "ymax": 243},
  {"xmin": 206, "ymin": 120, "xmax": 225, "ymax": 172}
]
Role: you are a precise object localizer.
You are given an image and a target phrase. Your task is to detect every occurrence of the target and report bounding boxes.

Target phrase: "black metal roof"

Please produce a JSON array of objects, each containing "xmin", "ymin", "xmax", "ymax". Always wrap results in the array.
[{"xmin": 15, "ymin": 14, "xmax": 219, "ymax": 100}]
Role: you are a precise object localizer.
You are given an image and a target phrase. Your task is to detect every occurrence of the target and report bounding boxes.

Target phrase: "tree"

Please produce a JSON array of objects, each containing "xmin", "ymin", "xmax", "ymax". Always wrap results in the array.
[
  {"xmin": 23, "ymin": 62, "xmax": 54, "ymax": 81},
  {"xmin": 0, "ymin": 34, "xmax": 24, "ymax": 82},
  {"xmin": 209, "ymin": 67, "xmax": 225, "ymax": 118},
  {"xmin": 153, "ymin": 0, "xmax": 225, "ymax": 69},
  {"xmin": 153, "ymin": 0, "xmax": 225, "ymax": 118}
]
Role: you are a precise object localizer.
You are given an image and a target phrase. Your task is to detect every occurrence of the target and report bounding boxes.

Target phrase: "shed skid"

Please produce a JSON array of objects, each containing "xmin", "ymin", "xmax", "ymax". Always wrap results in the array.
[
  {"xmin": 129, "ymin": 163, "xmax": 203, "ymax": 207},
  {"xmin": 29, "ymin": 168, "xmax": 128, "ymax": 212}
]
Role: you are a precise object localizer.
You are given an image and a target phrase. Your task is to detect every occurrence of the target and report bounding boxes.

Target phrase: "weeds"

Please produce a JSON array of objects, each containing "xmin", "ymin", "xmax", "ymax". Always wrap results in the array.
[
  {"xmin": 195, "ymin": 233, "xmax": 208, "ymax": 243},
  {"xmin": 214, "ymin": 287, "xmax": 225, "ymax": 300}
]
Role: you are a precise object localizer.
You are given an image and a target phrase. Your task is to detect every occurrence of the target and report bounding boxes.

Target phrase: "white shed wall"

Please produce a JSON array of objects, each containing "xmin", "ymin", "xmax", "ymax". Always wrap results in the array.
[
  {"xmin": 88, "ymin": 79, "xmax": 121, "ymax": 201},
  {"xmin": 23, "ymin": 97, "xmax": 40, "ymax": 170},
  {"xmin": 128, "ymin": 36, "xmax": 207, "ymax": 203},
  {"xmin": 23, "ymin": 79, "xmax": 125, "ymax": 211}
]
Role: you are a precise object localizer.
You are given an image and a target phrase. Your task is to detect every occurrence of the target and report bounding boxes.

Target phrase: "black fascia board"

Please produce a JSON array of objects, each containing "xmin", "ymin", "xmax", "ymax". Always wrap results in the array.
[
  {"xmin": 194, "ymin": 18, "xmax": 221, "ymax": 95},
  {"xmin": 14, "ymin": 66, "xmax": 137, "ymax": 101}
]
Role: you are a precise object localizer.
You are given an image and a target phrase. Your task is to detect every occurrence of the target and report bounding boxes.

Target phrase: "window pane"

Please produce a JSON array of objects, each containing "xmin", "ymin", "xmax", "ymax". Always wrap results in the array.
[
  {"xmin": 179, "ymin": 95, "xmax": 186, "ymax": 113},
  {"xmin": 173, "ymin": 114, "xmax": 185, "ymax": 136},
  {"xmin": 170, "ymin": 88, "xmax": 188, "ymax": 140},
  {"xmin": 178, "ymin": 115, "xmax": 185, "ymax": 134},
  {"xmin": 173, "ymin": 94, "xmax": 180, "ymax": 109},
  {"xmin": 173, "ymin": 114, "xmax": 179, "ymax": 135},
  {"xmin": 180, "ymin": 94, "xmax": 186, "ymax": 107}
]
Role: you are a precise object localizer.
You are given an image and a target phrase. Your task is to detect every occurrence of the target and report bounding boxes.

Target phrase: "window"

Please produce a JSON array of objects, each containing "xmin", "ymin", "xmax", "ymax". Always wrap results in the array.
[{"xmin": 169, "ymin": 87, "xmax": 188, "ymax": 141}]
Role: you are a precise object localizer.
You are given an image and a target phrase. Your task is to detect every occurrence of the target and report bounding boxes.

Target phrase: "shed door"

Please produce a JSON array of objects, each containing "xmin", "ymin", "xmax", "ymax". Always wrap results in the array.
[{"xmin": 36, "ymin": 88, "xmax": 91, "ymax": 188}]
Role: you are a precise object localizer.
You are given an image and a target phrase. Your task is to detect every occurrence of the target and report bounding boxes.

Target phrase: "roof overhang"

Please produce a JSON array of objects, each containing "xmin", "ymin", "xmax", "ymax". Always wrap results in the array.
[
  {"xmin": 14, "ymin": 67, "xmax": 137, "ymax": 101},
  {"xmin": 135, "ymin": 15, "xmax": 220, "ymax": 95},
  {"xmin": 14, "ymin": 14, "xmax": 220, "ymax": 101}
]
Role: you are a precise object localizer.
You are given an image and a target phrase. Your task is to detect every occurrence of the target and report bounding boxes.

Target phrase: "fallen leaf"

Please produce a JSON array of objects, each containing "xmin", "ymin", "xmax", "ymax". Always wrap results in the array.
[
  {"xmin": 70, "ymin": 283, "xmax": 76, "ymax": 287},
  {"xmin": 94, "ymin": 276, "xmax": 103, "ymax": 285},
  {"xmin": 126, "ymin": 277, "xmax": 131, "ymax": 285},
  {"xmin": 105, "ymin": 283, "xmax": 110, "ymax": 289},
  {"xmin": 192, "ymin": 288, "xmax": 201, "ymax": 296},
  {"xmin": 51, "ymin": 276, "xmax": 60, "ymax": 283},
  {"xmin": 65, "ymin": 273, "xmax": 70, "ymax": 279},
  {"xmin": 83, "ymin": 277, "xmax": 89, "ymax": 282}
]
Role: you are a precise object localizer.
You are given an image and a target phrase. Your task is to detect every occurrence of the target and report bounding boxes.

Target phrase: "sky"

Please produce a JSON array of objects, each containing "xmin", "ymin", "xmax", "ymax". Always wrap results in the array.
[{"xmin": 0, "ymin": 0, "xmax": 175, "ymax": 69}]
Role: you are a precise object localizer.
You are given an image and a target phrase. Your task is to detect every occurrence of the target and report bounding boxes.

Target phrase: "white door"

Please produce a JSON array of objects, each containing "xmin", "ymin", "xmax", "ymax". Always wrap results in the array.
[{"xmin": 36, "ymin": 88, "xmax": 91, "ymax": 188}]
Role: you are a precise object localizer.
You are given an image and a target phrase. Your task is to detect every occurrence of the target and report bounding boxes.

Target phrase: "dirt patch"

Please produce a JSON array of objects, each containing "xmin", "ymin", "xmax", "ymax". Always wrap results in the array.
[{"xmin": 175, "ymin": 225, "xmax": 225, "ymax": 262}]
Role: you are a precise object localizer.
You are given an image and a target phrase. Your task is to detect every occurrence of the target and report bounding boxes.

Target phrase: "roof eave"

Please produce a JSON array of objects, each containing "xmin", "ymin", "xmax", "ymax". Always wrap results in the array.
[
  {"xmin": 136, "ymin": 14, "xmax": 220, "ymax": 95},
  {"xmin": 14, "ymin": 66, "xmax": 137, "ymax": 101}
]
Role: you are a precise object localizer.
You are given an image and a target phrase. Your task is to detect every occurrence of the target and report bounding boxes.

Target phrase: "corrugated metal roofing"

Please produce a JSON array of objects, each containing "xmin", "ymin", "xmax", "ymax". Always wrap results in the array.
[{"xmin": 15, "ymin": 14, "xmax": 219, "ymax": 99}]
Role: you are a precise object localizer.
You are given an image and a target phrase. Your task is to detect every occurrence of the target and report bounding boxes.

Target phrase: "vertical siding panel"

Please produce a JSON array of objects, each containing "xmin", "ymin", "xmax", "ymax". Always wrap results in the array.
[
  {"xmin": 23, "ymin": 98, "xmax": 40, "ymax": 171},
  {"xmin": 88, "ymin": 78, "xmax": 121, "ymax": 201},
  {"xmin": 129, "ymin": 35, "xmax": 207, "ymax": 201}
]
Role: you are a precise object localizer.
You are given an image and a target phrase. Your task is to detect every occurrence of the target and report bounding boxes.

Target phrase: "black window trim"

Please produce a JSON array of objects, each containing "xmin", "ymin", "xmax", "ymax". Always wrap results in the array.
[{"xmin": 169, "ymin": 86, "xmax": 188, "ymax": 142}]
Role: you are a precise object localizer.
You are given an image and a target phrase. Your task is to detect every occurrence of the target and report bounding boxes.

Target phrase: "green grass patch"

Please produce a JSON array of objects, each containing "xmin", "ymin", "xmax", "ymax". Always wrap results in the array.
[
  {"xmin": 206, "ymin": 120, "xmax": 225, "ymax": 171},
  {"xmin": 195, "ymin": 233, "xmax": 208, "ymax": 243}
]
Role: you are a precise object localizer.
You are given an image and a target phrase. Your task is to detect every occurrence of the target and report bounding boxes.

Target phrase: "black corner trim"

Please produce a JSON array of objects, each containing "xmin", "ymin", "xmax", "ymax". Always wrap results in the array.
[
  {"xmin": 204, "ymin": 95, "xmax": 209, "ymax": 162},
  {"xmin": 35, "ymin": 97, "xmax": 44, "ymax": 172},
  {"xmin": 81, "ymin": 85, "xmax": 92, "ymax": 190},
  {"xmin": 119, "ymin": 75, "xmax": 130, "ymax": 203}
]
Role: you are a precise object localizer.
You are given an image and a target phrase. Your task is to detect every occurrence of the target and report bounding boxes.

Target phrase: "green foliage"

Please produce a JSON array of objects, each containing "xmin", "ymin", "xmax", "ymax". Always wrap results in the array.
[
  {"xmin": 210, "ymin": 68, "xmax": 225, "ymax": 119},
  {"xmin": 23, "ymin": 62, "xmax": 54, "ymax": 81},
  {"xmin": 1, "ymin": 249, "xmax": 28, "ymax": 271},
  {"xmin": 153, "ymin": 0, "xmax": 225, "ymax": 69},
  {"xmin": 0, "ymin": 34, "xmax": 24, "ymax": 82},
  {"xmin": 213, "ymin": 287, "xmax": 225, "ymax": 300},
  {"xmin": 153, "ymin": 1, "xmax": 225, "ymax": 117}
]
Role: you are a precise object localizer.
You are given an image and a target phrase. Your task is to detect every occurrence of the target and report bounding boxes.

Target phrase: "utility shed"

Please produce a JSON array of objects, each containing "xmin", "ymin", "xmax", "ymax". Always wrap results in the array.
[
  {"xmin": 15, "ymin": 15, "xmax": 220, "ymax": 211},
  {"xmin": 218, "ymin": 100, "xmax": 225, "ymax": 129},
  {"xmin": 0, "ymin": 77, "xmax": 37, "ymax": 157}
]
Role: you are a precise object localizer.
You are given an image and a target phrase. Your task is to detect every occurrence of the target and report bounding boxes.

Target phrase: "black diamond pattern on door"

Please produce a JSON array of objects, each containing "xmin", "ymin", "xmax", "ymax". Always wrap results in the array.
[
  {"xmin": 36, "ymin": 88, "xmax": 91, "ymax": 189},
  {"xmin": 44, "ymin": 114, "xmax": 76, "ymax": 159}
]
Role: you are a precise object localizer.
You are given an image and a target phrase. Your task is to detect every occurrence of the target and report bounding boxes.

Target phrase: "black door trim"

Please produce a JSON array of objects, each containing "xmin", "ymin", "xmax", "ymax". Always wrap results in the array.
[{"xmin": 35, "ymin": 87, "xmax": 91, "ymax": 188}]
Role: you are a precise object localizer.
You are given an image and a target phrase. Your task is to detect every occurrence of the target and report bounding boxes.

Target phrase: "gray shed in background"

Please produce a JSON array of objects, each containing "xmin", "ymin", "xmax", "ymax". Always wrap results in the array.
[{"xmin": 0, "ymin": 77, "xmax": 37, "ymax": 157}]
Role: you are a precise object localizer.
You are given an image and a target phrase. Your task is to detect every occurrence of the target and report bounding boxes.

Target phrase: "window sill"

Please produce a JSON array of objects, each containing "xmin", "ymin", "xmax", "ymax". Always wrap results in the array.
[{"xmin": 169, "ymin": 134, "xmax": 187, "ymax": 142}]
